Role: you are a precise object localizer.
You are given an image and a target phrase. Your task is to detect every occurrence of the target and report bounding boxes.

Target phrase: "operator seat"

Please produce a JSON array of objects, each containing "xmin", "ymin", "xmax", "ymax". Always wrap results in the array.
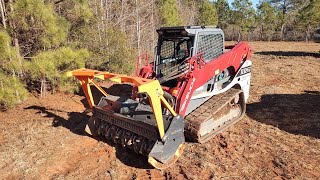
[{"xmin": 177, "ymin": 48, "xmax": 189, "ymax": 63}]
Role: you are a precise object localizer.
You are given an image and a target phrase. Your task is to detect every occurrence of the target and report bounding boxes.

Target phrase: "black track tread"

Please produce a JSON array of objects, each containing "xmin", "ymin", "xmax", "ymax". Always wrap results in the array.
[{"xmin": 185, "ymin": 88, "xmax": 245, "ymax": 143}]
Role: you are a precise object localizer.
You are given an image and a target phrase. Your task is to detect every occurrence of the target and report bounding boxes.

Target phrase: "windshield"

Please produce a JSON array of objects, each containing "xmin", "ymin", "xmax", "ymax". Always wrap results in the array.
[
  {"xmin": 159, "ymin": 38, "xmax": 191, "ymax": 62},
  {"xmin": 156, "ymin": 37, "xmax": 193, "ymax": 78}
]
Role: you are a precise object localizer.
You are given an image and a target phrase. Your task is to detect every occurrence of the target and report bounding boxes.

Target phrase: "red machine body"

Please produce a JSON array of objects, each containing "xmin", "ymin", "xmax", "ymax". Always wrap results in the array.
[{"xmin": 137, "ymin": 42, "xmax": 252, "ymax": 116}]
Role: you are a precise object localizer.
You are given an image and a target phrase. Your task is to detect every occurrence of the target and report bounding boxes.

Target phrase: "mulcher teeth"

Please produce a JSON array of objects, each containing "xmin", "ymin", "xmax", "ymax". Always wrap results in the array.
[{"xmin": 92, "ymin": 114, "xmax": 185, "ymax": 169}]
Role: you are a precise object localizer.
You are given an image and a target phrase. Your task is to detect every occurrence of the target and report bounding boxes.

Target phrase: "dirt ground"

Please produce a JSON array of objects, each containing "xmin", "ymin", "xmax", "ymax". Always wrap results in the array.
[{"xmin": 0, "ymin": 41, "xmax": 319, "ymax": 179}]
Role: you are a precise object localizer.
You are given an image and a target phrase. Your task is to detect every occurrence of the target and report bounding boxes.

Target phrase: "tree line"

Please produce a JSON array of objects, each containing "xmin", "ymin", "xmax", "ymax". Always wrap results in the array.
[{"xmin": 0, "ymin": 0, "xmax": 319, "ymax": 109}]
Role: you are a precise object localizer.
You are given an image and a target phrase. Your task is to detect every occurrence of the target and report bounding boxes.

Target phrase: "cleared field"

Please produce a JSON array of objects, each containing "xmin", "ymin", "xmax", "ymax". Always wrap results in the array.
[{"xmin": 0, "ymin": 41, "xmax": 319, "ymax": 179}]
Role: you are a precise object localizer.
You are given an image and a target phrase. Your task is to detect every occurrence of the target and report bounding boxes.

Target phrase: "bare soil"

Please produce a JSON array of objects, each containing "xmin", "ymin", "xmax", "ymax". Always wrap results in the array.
[{"xmin": 0, "ymin": 41, "xmax": 319, "ymax": 179}]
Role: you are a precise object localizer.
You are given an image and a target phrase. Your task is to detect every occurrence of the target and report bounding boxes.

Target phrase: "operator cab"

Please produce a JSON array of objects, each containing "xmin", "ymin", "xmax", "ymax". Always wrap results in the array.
[
  {"xmin": 155, "ymin": 27, "xmax": 194, "ymax": 78},
  {"xmin": 155, "ymin": 26, "xmax": 225, "ymax": 86},
  {"xmin": 156, "ymin": 27, "xmax": 194, "ymax": 77}
]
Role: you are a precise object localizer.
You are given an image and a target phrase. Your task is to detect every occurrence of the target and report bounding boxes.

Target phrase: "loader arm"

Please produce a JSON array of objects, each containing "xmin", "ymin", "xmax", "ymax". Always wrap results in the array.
[{"xmin": 68, "ymin": 68, "xmax": 177, "ymax": 139}]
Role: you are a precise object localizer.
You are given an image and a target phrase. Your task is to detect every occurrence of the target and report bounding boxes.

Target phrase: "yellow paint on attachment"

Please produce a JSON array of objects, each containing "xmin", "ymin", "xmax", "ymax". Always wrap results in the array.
[
  {"xmin": 86, "ymin": 82, "xmax": 94, "ymax": 107},
  {"xmin": 80, "ymin": 78, "xmax": 94, "ymax": 108},
  {"xmin": 215, "ymin": 69, "xmax": 220, "ymax": 75},
  {"xmin": 160, "ymin": 96, "xmax": 177, "ymax": 117},
  {"xmin": 148, "ymin": 157, "xmax": 157, "ymax": 167},
  {"xmin": 175, "ymin": 144, "xmax": 185, "ymax": 156},
  {"xmin": 138, "ymin": 80, "xmax": 165, "ymax": 138},
  {"xmin": 90, "ymin": 79, "xmax": 108, "ymax": 97},
  {"xmin": 147, "ymin": 143, "xmax": 185, "ymax": 169},
  {"xmin": 95, "ymin": 74, "xmax": 105, "ymax": 80},
  {"xmin": 110, "ymin": 77, "xmax": 122, "ymax": 83}
]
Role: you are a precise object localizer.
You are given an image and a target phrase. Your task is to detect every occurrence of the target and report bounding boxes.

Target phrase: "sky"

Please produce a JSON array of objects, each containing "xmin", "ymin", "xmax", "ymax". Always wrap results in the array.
[{"xmin": 227, "ymin": 0, "xmax": 260, "ymax": 8}]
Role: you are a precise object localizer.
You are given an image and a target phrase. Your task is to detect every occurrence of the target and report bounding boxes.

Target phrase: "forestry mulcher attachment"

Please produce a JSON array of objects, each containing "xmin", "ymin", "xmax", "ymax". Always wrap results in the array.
[{"xmin": 69, "ymin": 26, "xmax": 252, "ymax": 169}]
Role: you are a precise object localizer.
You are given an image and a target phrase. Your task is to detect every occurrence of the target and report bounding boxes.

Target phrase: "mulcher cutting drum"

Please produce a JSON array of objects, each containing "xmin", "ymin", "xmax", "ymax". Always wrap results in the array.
[{"xmin": 91, "ymin": 95, "xmax": 185, "ymax": 168}]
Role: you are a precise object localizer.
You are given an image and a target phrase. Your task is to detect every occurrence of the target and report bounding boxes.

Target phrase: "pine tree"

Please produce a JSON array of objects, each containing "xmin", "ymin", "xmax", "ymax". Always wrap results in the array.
[
  {"xmin": 161, "ymin": 0, "xmax": 182, "ymax": 26},
  {"xmin": 0, "ymin": 30, "xmax": 27, "ymax": 109},
  {"xmin": 298, "ymin": 0, "xmax": 320, "ymax": 41},
  {"xmin": 197, "ymin": 0, "xmax": 218, "ymax": 26},
  {"xmin": 215, "ymin": 0, "xmax": 230, "ymax": 29},
  {"xmin": 0, "ymin": 71, "xmax": 28, "ymax": 109},
  {"xmin": 0, "ymin": 29, "xmax": 23, "ymax": 75},
  {"xmin": 27, "ymin": 47, "xmax": 89, "ymax": 96},
  {"xmin": 266, "ymin": 0, "xmax": 307, "ymax": 40},
  {"xmin": 104, "ymin": 28, "xmax": 136, "ymax": 74},
  {"xmin": 267, "ymin": 0, "xmax": 303, "ymax": 15},
  {"xmin": 257, "ymin": 1, "xmax": 278, "ymax": 41},
  {"xmin": 11, "ymin": 0, "xmax": 70, "ymax": 55},
  {"xmin": 231, "ymin": 0, "xmax": 255, "ymax": 41},
  {"xmin": 54, "ymin": 0, "xmax": 93, "ymax": 39}
]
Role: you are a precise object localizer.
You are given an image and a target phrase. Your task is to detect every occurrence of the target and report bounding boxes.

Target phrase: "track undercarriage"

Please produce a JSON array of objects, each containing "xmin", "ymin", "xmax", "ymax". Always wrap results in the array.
[{"xmin": 185, "ymin": 88, "xmax": 245, "ymax": 143}]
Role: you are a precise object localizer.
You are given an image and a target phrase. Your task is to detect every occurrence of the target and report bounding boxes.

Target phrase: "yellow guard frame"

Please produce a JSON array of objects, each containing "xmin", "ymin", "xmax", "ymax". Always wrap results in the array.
[{"xmin": 68, "ymin": 68, "xmax": 178, "ymax": 139}]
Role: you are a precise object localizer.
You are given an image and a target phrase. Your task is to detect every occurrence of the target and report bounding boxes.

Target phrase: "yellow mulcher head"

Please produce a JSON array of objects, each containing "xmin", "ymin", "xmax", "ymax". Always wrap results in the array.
[{"xmin": 68, "ymin": 68, "xmax": 185, "ymax": 169}]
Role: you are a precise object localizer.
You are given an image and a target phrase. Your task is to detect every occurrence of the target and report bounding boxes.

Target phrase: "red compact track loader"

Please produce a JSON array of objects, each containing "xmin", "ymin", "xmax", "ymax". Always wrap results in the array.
[{"xmin": 69, "ymin": 26, "xmax": 252, "ymax": 169}]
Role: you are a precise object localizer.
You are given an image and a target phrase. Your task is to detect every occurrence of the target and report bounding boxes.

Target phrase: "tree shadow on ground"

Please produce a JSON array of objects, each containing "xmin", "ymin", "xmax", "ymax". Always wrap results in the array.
[
  {"xmin": 247, "ymin": 91, "xmax": 320, "ymax": 138},
  {"xmin": 24, "ymin": 104, "xmax": 152, "ymax": 169},
  {"xmin": 255, "ymin": 51, "xmax": 320, "ymax": 58},
  {"xmin": 24, "ymin": 105, "xmax": 91, "ymax": 136}
]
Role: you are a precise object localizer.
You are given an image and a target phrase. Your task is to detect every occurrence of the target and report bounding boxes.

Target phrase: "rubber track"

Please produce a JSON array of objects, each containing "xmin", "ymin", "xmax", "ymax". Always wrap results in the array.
[{"xmin": 185, "ymin": 88, "xmax": 245, "ymax": 143}]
